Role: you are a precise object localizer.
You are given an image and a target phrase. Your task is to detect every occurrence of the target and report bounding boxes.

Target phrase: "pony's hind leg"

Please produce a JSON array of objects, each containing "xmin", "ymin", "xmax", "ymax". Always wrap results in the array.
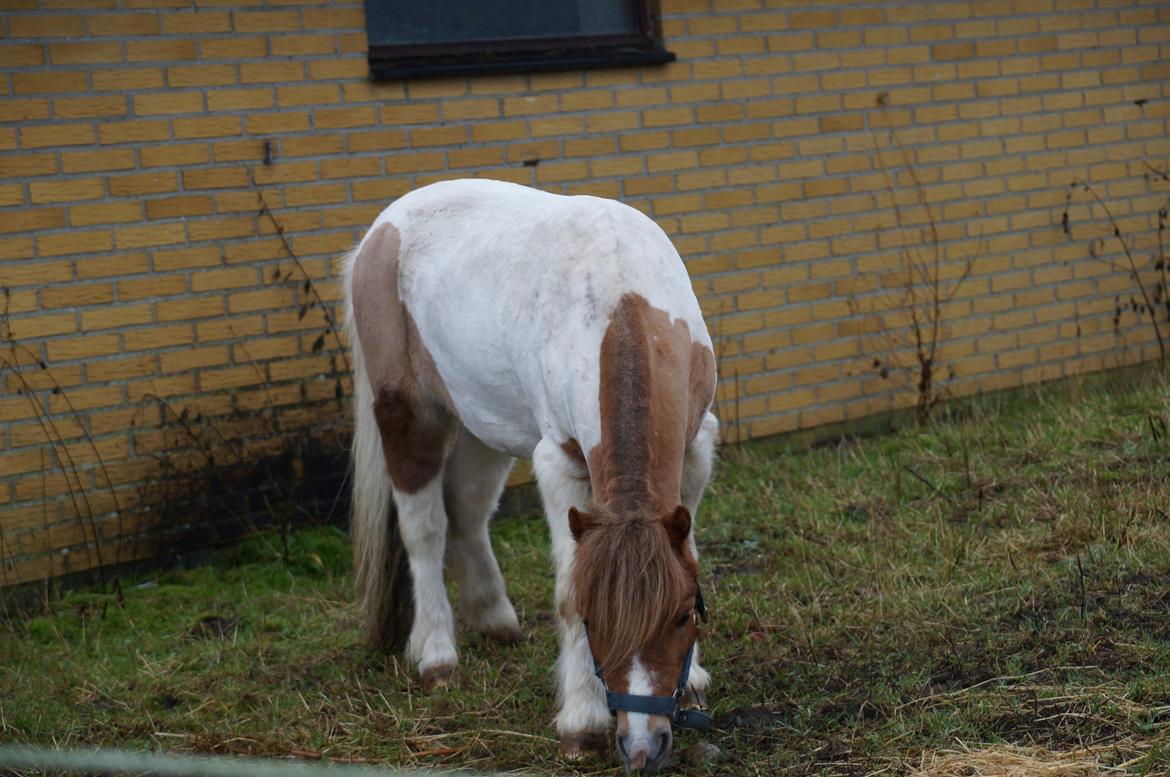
[
  {"xmin": 444, "ymin": 426, "xmax": 521, "ymax": 643},
  {"xmin": 393, "ymin": 474, "xmax": 461, "ymax": 686},
  {"xmin": 373, "ymin": 388, "xmax": 460, "ymax": 686},
  {"xmin": 533, "ymin": 438, "xmax": 611, "ymax": 758},
  {"xmin": 680, "ymin": 410, "xmax": 719, "ymax": 704},
  {"xmin": 347, "ymin": 222, "xmax": 462, "ymax": 686}
]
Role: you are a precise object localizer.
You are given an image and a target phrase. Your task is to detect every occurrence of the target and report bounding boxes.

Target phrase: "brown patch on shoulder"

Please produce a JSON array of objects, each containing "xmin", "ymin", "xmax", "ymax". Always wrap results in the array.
[
  {"xmin": 352, "ymin": 222, "xmax": 454, "ymax": 493},
  {"xmin": 689, "ymin": 341, "xmax": 716, "ymax": 441},
  {"xmin": 587, "ymin": 293, "xmax": 714, "ymax": 510}
]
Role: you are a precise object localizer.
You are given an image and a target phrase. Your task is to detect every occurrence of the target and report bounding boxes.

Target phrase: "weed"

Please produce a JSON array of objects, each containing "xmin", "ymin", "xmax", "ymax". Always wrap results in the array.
[
  {"xmin": 249, "ymin": 158, "xmax": 350, "ymax": 384},
  {"xmin": 857, "ymin": 93, "xmax": 980, "ymax": 426},
  {"xmin": 1061, "ymin": 161, "xmax": 1170, "ymax": 366},
  {"xmin": 1, "ymin": 288, "xmax": 117, "ymax": 589}
]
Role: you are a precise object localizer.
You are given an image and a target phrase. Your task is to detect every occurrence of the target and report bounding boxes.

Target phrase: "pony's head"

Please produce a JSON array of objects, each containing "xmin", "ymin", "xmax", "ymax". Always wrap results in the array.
[{"xmin": 569, "ymin": 504, "xmax": 700, "ymax": 772}]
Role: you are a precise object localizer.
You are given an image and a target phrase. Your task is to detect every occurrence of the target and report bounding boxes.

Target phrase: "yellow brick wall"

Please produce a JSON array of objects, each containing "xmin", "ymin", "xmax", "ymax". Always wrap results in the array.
[{"xmin": 2, "ymin": 0, "xmax": 1169, "ymax": 586}]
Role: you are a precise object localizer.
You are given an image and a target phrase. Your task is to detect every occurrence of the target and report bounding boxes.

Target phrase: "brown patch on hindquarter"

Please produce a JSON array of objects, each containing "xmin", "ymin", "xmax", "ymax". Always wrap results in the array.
[
  {"xmin": 372, "ymin": 387, "xmax": 451, "ymax": 494},
  {"xmin": 352, "ymin": 222, "xmax": 454, "ymax": 493},
  {"xmin": 587, "ymin": 293, "xmax": 715, "ymax": 511}
]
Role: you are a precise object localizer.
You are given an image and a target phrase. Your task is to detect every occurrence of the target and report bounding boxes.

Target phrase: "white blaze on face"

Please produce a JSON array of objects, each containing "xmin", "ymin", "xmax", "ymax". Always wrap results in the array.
[{"xmin": 623, "ymin": 654, "xmax": 656, "ymax": 749}]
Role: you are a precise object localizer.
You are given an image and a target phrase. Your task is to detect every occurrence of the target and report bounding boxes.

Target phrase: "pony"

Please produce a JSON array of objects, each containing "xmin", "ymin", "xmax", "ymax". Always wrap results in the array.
[{"xmin": 343, "ymin": 179, "xmax": 718, "ymax": 772}]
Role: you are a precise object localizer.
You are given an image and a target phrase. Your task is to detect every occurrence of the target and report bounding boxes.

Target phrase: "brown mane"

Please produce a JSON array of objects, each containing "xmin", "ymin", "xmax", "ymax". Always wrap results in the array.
[
  {"xmin": 569, "ymin": 294, "xmax": 712, "ymax": 674},
  {"xmin": 571, "ymin": 507, "xmax": 697, "ymax": 674},
  {"xmin": 587, "ymin": 292, "xmax": 716, "ymax": 512}
]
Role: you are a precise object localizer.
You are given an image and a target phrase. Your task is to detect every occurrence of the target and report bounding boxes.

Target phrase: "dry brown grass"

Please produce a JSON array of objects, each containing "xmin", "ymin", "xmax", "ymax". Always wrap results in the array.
[
  {"xmin": 911, "ymin": 725, "xmax": 1170, "ymax": 777},
  {"xmin": 912, "ymin": 744, "xmax": 1108, "ymax": 776}
]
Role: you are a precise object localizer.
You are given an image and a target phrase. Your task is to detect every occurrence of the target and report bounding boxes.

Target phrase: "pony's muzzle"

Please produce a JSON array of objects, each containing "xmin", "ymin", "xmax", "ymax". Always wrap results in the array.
[{"xmin": 616, "ymin": 720, "xmax": 672, "ymax": 773}]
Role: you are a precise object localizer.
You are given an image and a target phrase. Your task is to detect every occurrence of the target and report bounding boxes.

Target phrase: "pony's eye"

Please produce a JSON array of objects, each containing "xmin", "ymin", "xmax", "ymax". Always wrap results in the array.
[{"xmin": 676, "ymin": 611, "xmax": 692, "ymax": 628}]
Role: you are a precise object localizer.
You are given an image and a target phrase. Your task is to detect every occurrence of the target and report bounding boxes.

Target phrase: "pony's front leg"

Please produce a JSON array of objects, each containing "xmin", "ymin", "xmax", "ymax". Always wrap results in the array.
[
  {"xmin": 395, "ymin": 478, "xmax": 459, "ymax": 686},
  {"xmin": 445, "ymin": 426, "xmax": 521, "ymax": 643},
  {"xmin": 680, "ymin": 411, "xmax": 719, "ymax": 706},
  {"xmin": 533, "ymin": 439, "xmax": 610, "ymax": 758}
]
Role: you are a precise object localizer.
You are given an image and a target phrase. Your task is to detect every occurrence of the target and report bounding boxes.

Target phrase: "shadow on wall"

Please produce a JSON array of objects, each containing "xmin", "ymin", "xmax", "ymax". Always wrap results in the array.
[{"xmin": 0, "ymin": 168, "xmax": 355, "ymax": 600}]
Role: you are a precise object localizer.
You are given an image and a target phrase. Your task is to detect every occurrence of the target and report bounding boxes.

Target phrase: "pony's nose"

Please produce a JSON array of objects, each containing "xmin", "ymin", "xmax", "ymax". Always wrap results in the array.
[{"xmin": 617, "ymin": 727, "xmax": 672, "ymax": 772}]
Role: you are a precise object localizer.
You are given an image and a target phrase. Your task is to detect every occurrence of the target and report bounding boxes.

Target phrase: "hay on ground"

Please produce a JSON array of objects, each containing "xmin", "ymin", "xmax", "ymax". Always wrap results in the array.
[{"xmin": 910, "ymin": 744, "xmax": 1115, "ymax": 777}]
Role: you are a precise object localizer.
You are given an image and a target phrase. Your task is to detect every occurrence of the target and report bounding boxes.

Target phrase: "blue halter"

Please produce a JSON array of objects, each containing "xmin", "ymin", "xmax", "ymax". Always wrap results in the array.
[{"xmin": 584, "ymin": 587, "xmax": 712, "ymax": 733}]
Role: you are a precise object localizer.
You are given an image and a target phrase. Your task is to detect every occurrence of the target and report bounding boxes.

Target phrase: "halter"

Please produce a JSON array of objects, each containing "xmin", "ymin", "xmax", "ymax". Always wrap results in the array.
[{"xmin": 584, "ymin": 587, "xmax": 712, "ymax": 733}]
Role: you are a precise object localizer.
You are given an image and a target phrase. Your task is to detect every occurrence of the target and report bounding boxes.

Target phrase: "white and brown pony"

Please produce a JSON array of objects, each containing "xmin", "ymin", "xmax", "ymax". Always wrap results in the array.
[{"xmin": 343, "ymin": 179, "xmax": 718, "ymax": 772}]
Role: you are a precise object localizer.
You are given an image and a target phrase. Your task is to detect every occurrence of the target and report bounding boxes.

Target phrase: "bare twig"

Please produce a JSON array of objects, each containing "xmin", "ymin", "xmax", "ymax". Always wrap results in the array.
[
  {"xmin": 0, "ymin": 353, "xmax": 105, "ymax": 585},
  {"xmin": 247, "ymin": 166, "xmax": 351, "ymax": 376},
  {"xmin": 6, "ymin": 339, "xmax": 129, "ymax": 570},
  {"xmin": 1074, "ymin": 553, "xmax": 1087, "ymax": 621},
  {"xmin": 901, "ymin": 463, "xmax": 954, "ymax": 506},
  {"xmin": 1064, "ymin": 178, "xmax": 1167, "ymax": 363},
  {"xmin": 865, "ymin": 97, "xmax": 978, "ymax": 424}
]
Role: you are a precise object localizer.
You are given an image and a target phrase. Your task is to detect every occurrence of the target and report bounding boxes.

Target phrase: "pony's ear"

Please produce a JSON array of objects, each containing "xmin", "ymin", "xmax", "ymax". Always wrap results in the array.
[
  {"xmin": 663, "ymin": 505, "xmax": 692, "ymax": 550},
  {"xmin": 568, "ymin": 507, "xmax": 594, "ymax": 542}
]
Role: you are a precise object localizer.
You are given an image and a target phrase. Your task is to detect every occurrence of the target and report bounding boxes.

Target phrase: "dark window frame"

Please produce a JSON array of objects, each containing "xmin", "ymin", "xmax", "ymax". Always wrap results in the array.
[{"xmin": 366, "ymin": 0, "xmax": 675, "ymax": 80}]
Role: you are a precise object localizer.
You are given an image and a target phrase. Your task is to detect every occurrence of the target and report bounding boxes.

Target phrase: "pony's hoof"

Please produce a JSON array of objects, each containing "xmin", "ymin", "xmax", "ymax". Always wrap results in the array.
[
  {"xmin": 485, "ymin": 625, "xmax": 523, "ymax": 645},
  {"xmin": 682, "ymin": 685, "xmax": 708, "ymax": 709},
  {"xmin": 419, "ymin": 663, "xmax": 456, "ymax": 689},
  {"xmin": 468, "ymin": 600, "xmax": 522, "ymax": 644},
  {"xmin": 559, "ymin": 732, "xmax": 607, "ymax": 760}
]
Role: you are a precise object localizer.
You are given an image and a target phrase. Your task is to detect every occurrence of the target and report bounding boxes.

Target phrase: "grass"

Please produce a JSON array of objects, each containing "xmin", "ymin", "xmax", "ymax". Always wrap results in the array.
[{"xmin": 3, "ymin": 369, "xmax": 1170, "ymax": 775}]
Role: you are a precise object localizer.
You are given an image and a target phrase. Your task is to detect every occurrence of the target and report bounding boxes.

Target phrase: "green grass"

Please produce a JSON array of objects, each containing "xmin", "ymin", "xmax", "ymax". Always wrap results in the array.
[{"xmin": 3, "ymin": 369, "xmax": 1170, "ymax": 775}]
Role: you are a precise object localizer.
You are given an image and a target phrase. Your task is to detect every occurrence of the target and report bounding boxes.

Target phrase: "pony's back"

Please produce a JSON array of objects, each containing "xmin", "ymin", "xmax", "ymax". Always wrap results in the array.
[{"xmin": 366, "ymin": 179, "xmax": 710, "ymax": 461}]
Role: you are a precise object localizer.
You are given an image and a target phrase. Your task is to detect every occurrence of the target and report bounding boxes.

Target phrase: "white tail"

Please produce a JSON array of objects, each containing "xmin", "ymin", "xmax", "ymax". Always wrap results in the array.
[{"xmin": 343, "ymin": 245, "xmax": 413, "ymax": 651}]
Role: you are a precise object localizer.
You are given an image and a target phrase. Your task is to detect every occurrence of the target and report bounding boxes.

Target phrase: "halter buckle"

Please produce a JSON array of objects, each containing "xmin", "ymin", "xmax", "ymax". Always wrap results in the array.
[{"xmin": 672, "ymin": 707, "xmax": 714, "ymax": 733}]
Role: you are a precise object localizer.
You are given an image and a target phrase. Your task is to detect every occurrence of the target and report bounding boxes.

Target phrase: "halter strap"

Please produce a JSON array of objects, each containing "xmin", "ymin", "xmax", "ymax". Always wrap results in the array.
[{"xmin": 583, "ymin": 587, "xmax": 713, "ymax": 733}]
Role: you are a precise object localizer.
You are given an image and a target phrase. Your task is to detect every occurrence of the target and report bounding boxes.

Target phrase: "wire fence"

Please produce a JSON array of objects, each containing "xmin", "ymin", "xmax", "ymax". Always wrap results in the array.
[{"xmin": 0, "ymin": 747, "xmax": 488, "ymax": 777}]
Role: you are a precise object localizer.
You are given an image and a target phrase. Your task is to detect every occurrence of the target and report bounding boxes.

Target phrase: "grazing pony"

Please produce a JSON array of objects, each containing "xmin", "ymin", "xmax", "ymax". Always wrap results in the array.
[{"xmin": 344, "ymin": 179, "xmax": 718, "ymax": 772}]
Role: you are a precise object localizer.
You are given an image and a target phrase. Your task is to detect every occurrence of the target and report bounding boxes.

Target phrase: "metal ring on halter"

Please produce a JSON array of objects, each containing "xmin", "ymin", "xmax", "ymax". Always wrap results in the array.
[{"xmin": 583, "ymin": 586, "xmax": 713, "ymax": 733}]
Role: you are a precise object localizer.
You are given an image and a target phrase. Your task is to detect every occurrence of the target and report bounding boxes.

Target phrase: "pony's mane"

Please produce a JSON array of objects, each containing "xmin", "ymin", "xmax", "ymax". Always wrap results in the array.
[{"xmin": 572, "ymin": 508, "xmax": 695, "ymax": 673}]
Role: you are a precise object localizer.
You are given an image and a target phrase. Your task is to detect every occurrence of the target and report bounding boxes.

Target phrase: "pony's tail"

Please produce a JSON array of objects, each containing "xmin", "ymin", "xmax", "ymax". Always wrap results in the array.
[{"xmin": 343, "ymin": 244, "xmax": 413, "ymax": 653}]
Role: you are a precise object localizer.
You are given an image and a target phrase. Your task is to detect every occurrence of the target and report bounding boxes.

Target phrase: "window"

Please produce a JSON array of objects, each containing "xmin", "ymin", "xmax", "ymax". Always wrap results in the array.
[{"xmin": 365, "ymin": 0, "xmax": 674, "ymax": 80}]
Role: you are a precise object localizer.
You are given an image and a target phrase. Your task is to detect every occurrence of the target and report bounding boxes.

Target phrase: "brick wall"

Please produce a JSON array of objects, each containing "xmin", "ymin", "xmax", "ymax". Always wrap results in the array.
[{"xmin": 2, "ymin": 0, "xmax": 1169, "ymax": 587}]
